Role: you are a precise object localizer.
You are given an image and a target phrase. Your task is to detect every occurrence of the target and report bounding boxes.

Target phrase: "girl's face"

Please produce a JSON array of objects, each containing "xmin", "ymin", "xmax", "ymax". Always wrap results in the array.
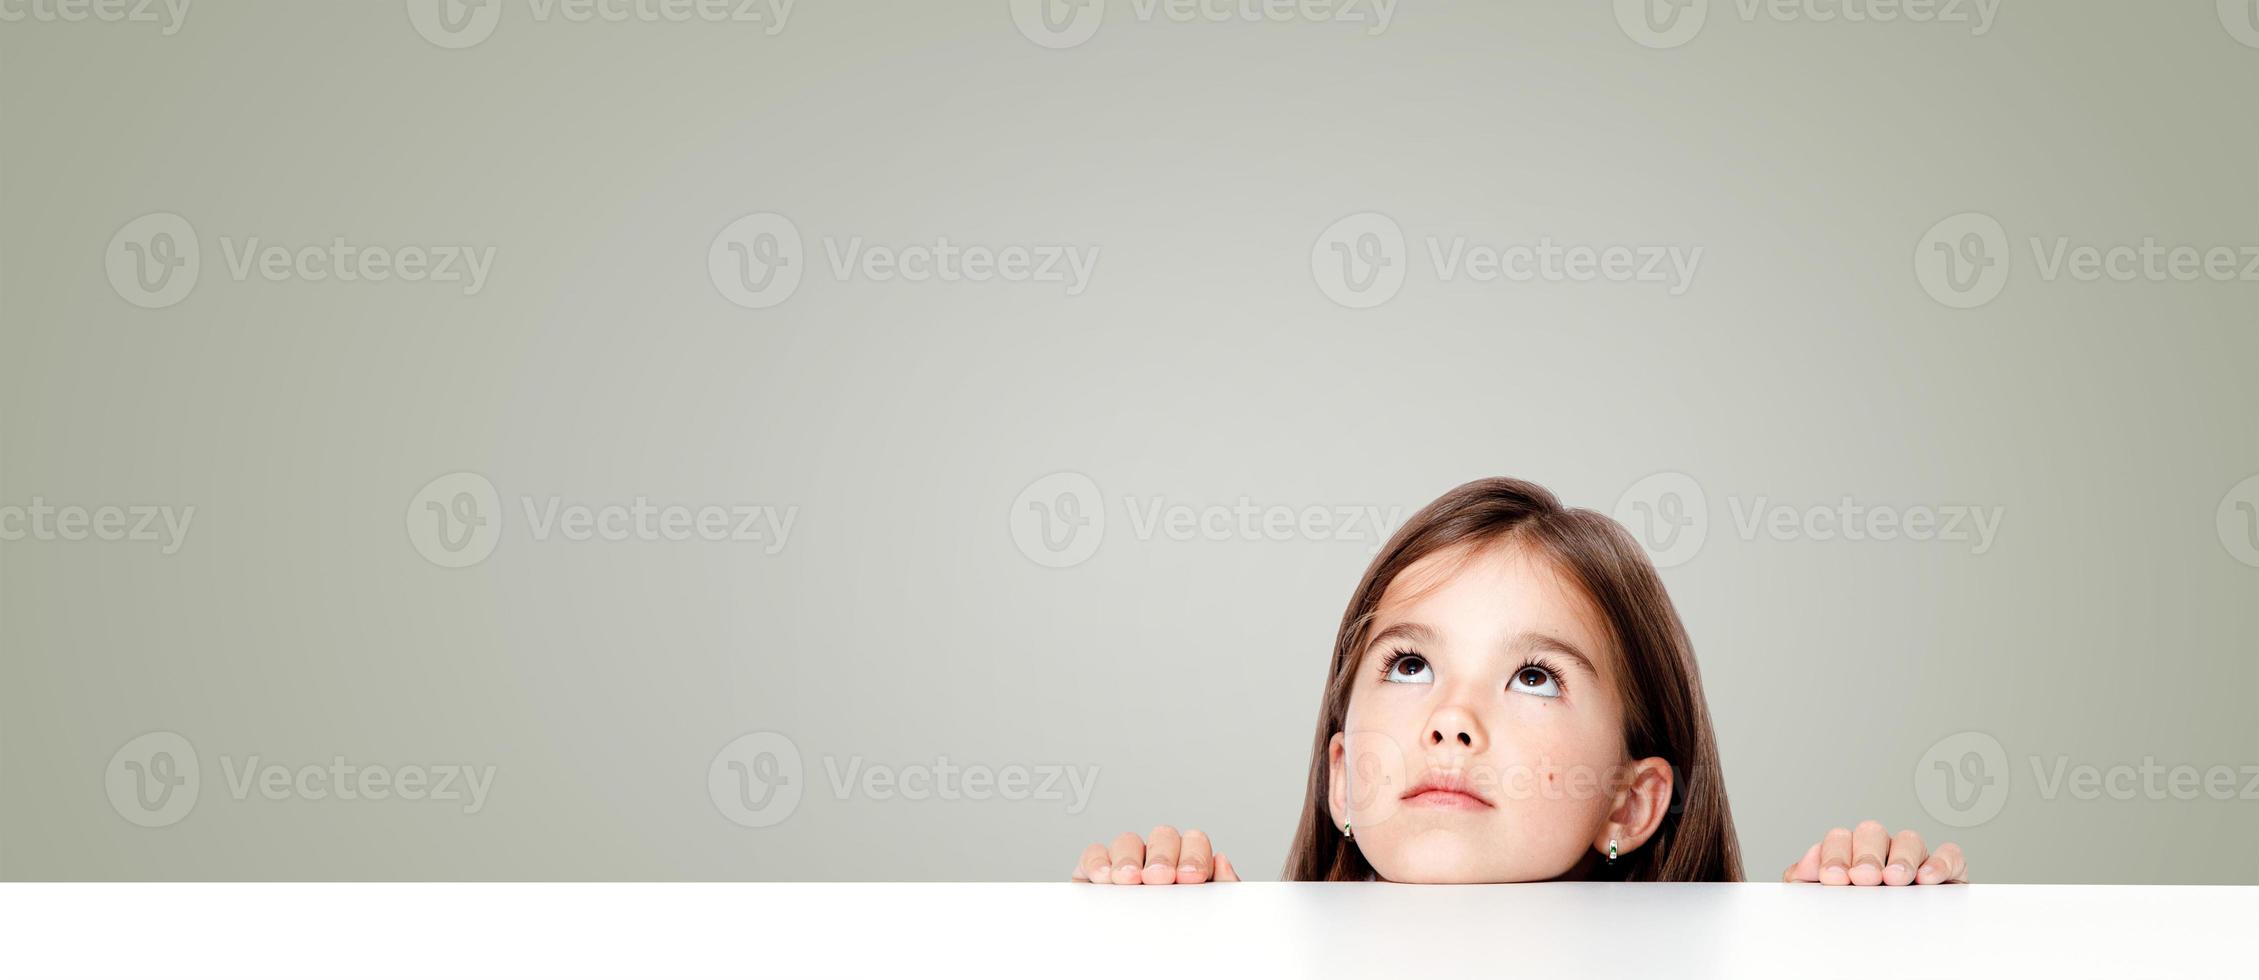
[{"xmin": 1330, "ymin": 537, "xmax": 1657, "ymax": 883}]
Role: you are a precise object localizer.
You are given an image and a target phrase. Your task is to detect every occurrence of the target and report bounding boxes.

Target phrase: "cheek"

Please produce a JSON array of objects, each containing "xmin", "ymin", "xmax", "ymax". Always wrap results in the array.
[
  {"xmin": 1443, "ymin": 711, "xmax": 1622, "ymax": 877},
  {"xmin": 1339, "ymin": 696, "xmax": 1420, "ymax": 814},
  {"xmin": 1490, "ymin": 704, "xmax": 1625, "ymax": 805}
]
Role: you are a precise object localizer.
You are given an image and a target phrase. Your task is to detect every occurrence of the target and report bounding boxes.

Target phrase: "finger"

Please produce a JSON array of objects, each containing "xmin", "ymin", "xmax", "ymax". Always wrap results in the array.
[
  {"xmin": 1077, "ymin": 843, "xmax": 1111, "ymax": 884},
  {"xmin": 1213, "ymin": 852, "xmax": 1240, "ymax": 882},
  {"xmin": 1918, "ymin": 842, "xmax": 1966, "ymax": 885},
  {"xmin": 1849, "ymin": 820, "xmax": 1889, "ymax": 886},
  {"xmin": 1108, "ymin": 832, "xmax": 1145, "ymax": 885},
  {"xmin": 1143, "ymin": 826, "xmax": 1182, "ymax": 885},
  {"xmin": 1885, "ymin": 831, "xmax": 1927, "ymax": 886},
  {"xmin": 1177, "ymin": 830, "xmax": 1214, "ymax": 884},
  {"xmin": 1818, "ymin": 827, "xmax": 1852, "ymax": 885},
  {"xmin": 1782, "ymin": 842, "xmax": 1821, "ymax": 883}
]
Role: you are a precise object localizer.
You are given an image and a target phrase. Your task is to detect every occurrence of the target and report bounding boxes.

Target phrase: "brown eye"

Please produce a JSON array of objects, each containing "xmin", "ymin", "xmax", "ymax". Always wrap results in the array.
[
  {"xmin": 1382, "ymin": 654, "xmax": 1432, "ymax": 684},
  {"xmin": 1509, "ymin": 664, "xmax": 1563, "ymax": 699}
]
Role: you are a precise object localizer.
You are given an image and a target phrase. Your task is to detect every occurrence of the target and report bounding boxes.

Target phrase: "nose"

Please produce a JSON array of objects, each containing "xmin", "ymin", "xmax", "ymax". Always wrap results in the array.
[{"xmin": 1424, "ymin": 704, "xmax": 1487, "ymax": 754}]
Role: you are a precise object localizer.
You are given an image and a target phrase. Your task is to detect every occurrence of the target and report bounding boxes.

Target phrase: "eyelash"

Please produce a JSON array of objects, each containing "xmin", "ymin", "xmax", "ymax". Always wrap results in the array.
[
  {"xmin": 1516, "ymin": 656, "xmax": 1568, "ymax": 698},
  {"xmin": 1375, "ymin": 648, "xmax": 1421, "ymax": 683},
  {"xmin": 1374, "ymin": 650, "xmax": 1570, "ymax": 698}
]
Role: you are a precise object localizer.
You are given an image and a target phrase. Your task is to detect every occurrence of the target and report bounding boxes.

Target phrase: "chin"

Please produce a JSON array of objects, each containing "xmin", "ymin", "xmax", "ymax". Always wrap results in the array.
[{"xmin": 1367, "ymin": 828, "xmax": 1550, "ymax": 884}]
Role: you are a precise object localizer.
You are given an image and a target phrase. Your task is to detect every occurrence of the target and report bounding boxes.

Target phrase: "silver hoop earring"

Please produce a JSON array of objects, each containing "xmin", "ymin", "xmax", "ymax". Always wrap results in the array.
[{"xmin": 1607, "ymin": 838, "xmax": 1619, "ymax": 865}]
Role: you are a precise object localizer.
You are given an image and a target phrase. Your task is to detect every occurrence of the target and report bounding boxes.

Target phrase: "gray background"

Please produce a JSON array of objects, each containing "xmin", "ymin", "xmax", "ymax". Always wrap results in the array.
[{"xmin": 3, "ymin": 0, "xmax": 2255, "ymax": 883}]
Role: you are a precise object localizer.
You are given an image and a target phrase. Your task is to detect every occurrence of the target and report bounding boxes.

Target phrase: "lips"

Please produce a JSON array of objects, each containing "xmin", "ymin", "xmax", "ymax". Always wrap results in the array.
[{"xmin": 1399, "ymin": 771, "xmax": 1494, "ymax": 809}]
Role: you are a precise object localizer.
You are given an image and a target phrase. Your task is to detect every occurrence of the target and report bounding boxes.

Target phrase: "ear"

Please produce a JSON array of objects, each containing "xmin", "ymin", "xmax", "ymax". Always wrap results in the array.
[
  {"xmin": 1326, "ymin": 731, "xmax": 1347, "ymax": 831},
  {"xmin": 1594, "ymin": 757, "xmax": 1674, "ymax": 857}
]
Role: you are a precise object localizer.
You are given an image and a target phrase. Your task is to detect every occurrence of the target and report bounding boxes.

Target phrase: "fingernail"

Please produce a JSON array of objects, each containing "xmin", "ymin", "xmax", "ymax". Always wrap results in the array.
[
  {"xmin": 1179, "ymin": 865, "xmax": 1199, "ymax": 878},
  {"xmin": 1917, "ymin": 866, "xmax": 1941, "ymax": 884},
  {"xmin": 1886, "ymin": 862, "xmax": 1914, "ymax": 886},
  {"xmin": 1820, "ymin": 864, "xmax": 1848, "ymax": 886},
  {"xmin": 1115, "ymin": 864, "xmax": 1137, "ymax": 881}
]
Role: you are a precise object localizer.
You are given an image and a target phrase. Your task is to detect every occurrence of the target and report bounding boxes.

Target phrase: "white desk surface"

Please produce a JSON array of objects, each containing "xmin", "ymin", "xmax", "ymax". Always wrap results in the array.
[{"xmin": 3, "ymin": 882, "xmax": 2250, "ymax": 978}]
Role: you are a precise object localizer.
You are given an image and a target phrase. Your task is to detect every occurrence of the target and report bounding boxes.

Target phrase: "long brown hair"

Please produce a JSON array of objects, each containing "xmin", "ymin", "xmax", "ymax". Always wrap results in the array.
[{"xmin": 1285, "ymin": 477, "xmax": 1742, "ymax": 882}]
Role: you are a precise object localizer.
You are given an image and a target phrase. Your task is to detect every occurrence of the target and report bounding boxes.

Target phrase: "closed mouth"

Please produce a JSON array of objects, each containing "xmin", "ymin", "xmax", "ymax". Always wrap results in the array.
[{"xmin": 1400, "ymin": 772, "xmax": 1494, "ymax": 808}]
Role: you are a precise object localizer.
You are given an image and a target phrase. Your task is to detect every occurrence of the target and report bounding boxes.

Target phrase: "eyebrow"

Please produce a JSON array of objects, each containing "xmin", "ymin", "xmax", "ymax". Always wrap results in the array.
[{"xmin": 1363, "ymin": 621, "xmax": 1600, "ymax": 678}]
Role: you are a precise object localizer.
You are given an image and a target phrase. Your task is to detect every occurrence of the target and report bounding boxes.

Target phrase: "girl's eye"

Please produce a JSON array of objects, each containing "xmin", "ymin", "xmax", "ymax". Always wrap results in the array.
[
  {"xmin": 1509, "ymin": 664, "xmax": 1563, "ymax": 699},
  {"xmin": 1381, "ymin": 653, "xmax": 1433, "ymax": 684}
]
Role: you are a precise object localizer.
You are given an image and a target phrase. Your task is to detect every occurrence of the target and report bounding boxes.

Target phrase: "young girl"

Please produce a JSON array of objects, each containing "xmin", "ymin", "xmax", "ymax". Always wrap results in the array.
[{"xmin": 1071, "ymin": 477, "xmax": 1968, "ymax": 886}]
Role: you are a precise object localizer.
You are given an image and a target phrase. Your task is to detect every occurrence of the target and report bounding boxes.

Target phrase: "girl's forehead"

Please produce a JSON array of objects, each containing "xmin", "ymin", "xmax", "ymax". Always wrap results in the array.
[{"xmin": 1376, "ymin": 539, "xmax": 1611, "ymax": 654}]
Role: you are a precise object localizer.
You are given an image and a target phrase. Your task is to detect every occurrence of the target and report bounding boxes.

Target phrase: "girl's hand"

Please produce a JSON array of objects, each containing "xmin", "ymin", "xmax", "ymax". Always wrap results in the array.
[
  {"xmin": 1070, "ymin": 826, "xmax": 1242, "ymax": 884},
  {"xmin": 1782, "ymin": 820, "xmax": 1967, "ymax": 885}
]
